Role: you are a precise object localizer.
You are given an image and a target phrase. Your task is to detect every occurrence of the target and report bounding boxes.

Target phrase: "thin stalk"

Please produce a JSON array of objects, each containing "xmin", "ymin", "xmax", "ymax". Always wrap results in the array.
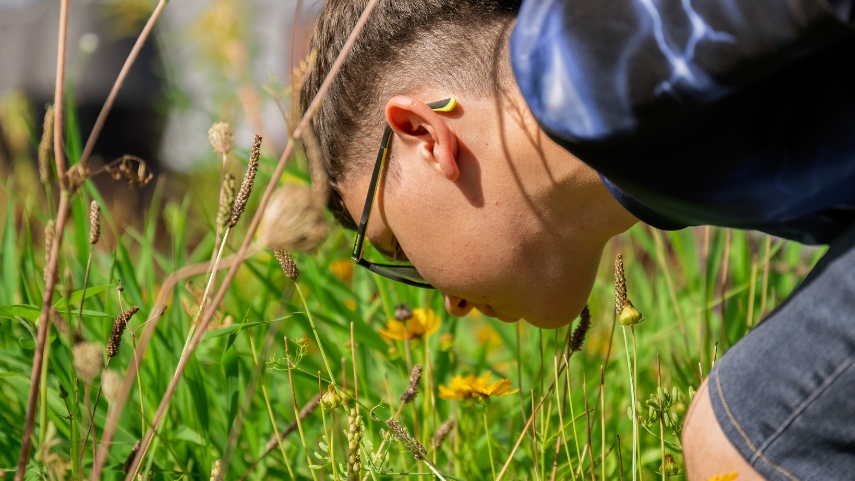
[
  {"xmin": 77, "ymin": 0, "xmax": 168, "ymax": 169},
  {"xmin": 759, "ymin": 235, "xmax": 772, "ymax": 319},
  {"xmin": 582, "ymin": 374, "xmax": 594, "ymax": 481},
  {"xmin": 600, "ymin": 366, "xmax": 605, "ymax": 481},
  {"xmin": 657, "ymin": 355, "xmax": 665, "ymax": 481},
  {"xmin": 37, "ymin": 337, "xmax": 50, "ymax": 462},
  {"xmin": 719, "ymin": 229, "xmax": 731, "ymax": 347},
  {"xmin": 531, "ymin": 390, "xmax": 541, "ymax": 481},
  {"xmin": 553, "ymin": 356, "xmax": 576, "ymax": 481},
  {"xmin": 82, "ymin": 358, "xmax": 111, "ymax": 465},
  {"xmin": 621, "ymin": 327, "xmax": 637, "ymax": 481},
  {"xmin": 746, "ymin": 254, "xmax": 759, "ymax": 328},
  {"xmin": 92, "ymin": 0, "xmax": 381, "ymax": 476},
  {"xmin": 318, "ymin": 375, "xmax": 339, "ymax": 481},
  {"xmin": 77, "ymin": 249, "xmax": 93, "ymax": 338},
  {"xmin": 651, "ymin": 228, "xmax": 688, "ymax": 348},
  {"xmin": 549, "ymin": 436, "xmax": 562, "ymax": 481},
  {"xmin": 483, "ymin": 408, "xmax": 496, "ymax": 480},
  {"xmin": 286, "ymin": 338, "xmax": 319, "ymax": 481},
  {"xmin": 249, "ymin": 329, "xmax": 295, "ymax": 479},
  {"xmin": 295, "ymin": 284, "xmax": 336, "ymax": 387},
  {"xmin": 631, "ymin": 326, "xmax": 641, "ymax": 481},
  {"xmin": 565, "ymin": 358, "xmax": 583, "ymax": 472},
  {"xmin": 516, "ymin": 323, "xmax": 527, "ymax": 425}
]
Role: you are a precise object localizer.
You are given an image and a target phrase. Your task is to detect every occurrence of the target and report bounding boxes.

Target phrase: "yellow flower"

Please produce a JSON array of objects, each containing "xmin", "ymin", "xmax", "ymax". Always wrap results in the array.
[
  {"xmin": 705, "ymin": 473, "xmax": 738, "ymax": 481},
  {"xmin": 379, "ymin": 308, "xmax": 439, "ymax": 341},
  {"xmin": 438, "ymin": 373, "xmax": 519, "ymax": 404}
]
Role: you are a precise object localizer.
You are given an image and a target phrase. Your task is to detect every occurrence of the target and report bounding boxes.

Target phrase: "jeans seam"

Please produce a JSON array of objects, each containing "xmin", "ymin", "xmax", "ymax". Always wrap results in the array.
[
  {"xmin": 754, "ymin": 353, "xmax": 855, "ymax": 456},
  {"xmin": 714, "ymin": 368, "xmax": 799, "ymax": 481}
]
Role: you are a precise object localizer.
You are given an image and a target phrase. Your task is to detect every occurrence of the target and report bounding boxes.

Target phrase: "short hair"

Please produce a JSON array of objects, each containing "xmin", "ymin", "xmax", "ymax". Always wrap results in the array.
[{"xmin": 299, "ymin": 0, "xmax": 521, "ymax": 229}]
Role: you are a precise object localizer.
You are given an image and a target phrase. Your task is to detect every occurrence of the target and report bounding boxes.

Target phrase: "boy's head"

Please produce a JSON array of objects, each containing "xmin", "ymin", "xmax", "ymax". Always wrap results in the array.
[{"xmin": 301, "ymin": 0, "xmax": 637, "ymax": 328}]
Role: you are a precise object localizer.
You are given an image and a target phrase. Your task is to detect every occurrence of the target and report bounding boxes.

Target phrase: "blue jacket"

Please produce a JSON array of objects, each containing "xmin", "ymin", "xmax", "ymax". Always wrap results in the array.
[{"xmin": 511, "ymin": 0, "xmax": 855, "ymax": 244}]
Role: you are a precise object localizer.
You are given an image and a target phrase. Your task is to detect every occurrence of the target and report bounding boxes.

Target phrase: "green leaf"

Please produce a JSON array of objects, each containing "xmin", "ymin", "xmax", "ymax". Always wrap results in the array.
[
  {"xmin": 19, "ymin": 338, "xmax": 35, "ymax": 350},
  {"xmin": 0, "ymin": 305, "xmax": 40, "ymax": 321},
  {"xmin": 185, "ymin": 354, "xmax": 210, "ymax": 434},
  {"xmin": 172, "ymin": 426, "xmax": 205, "ymax": 445},
  {"xmin": 0, "ymin": 371, "xmax": 28, "ymax": 380},
  {"xmin": 53, "ymin": 284, "xmax": 111, "ymax": 309}
]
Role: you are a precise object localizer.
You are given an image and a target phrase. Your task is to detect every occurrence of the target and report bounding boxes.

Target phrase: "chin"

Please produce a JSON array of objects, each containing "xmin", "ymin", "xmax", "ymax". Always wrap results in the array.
[{"xmin": 521, "ymin": 303, "xmax": 588, "ymax": 330}]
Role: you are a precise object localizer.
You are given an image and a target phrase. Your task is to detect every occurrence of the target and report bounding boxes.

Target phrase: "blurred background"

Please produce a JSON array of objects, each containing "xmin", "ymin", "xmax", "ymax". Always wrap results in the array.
[{"xmin": 0, "ymin": 0, "xmax": 317, "ymax": 222}]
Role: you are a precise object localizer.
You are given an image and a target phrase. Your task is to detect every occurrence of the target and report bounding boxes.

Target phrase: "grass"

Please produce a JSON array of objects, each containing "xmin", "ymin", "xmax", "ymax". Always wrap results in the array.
[{"xmin": 0, "ymin": 2, "xmax": 825, "ymax": 479}]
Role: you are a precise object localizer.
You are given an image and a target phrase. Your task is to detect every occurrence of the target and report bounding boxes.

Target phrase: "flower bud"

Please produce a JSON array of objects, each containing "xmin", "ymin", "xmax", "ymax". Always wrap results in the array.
[
  {"xmin": 320, "ymin": 384, "xmax": 343, "ymax": 410},
  {"xmin": 619, "ymin": 299, "xmax": 643, "ymax": 326}
]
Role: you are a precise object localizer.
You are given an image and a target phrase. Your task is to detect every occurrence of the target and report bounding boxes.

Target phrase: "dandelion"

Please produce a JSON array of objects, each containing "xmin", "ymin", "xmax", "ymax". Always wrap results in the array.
[
  {"xmin": 380, "ymin": 308, "xmax": 439, "ymax": 341},
  {"xmin": 432, "ymin": 417, "xmax": 456, "ymax": 448},
  {"xmin": 207, "ymin": 122, "xmax": 234, "ymax": 155},
  {"xmin": 399, "ymin": 364, "xmax": 422, "ymax": 404},
  {"xmin": 438, "ymin": 373, "xmax": 518, "ymax": 404},
  {"xmin": 229, "ymin": 134, "xmax": 261, "ymax": 228},
  {"xmin": 73, "ymin": 342, "xmax": 103, "ymax": 382},
  {"xmin": 569, "ymin": 304, "xmax": 591, "ymax": 352},
  {"xmin": 89, "ymin": 200, "xmax": 101, "ymax": 245},
  {"xmin": 106, "ymin": 306, "xmax": 139, "ymax": 357},
  {"xmin": 273, "ymin": 247, "xmax": 300, "ymax": 281},
  {"xmin": 38, "ymin": 105, "xmax": 54, "ymax": 185}
]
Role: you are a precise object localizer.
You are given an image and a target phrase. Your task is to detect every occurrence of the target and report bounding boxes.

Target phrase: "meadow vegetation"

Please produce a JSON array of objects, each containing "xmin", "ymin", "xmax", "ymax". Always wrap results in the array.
[{"xmin": 0, "ymin": 1, "xmax": 823, "ymax": 480}]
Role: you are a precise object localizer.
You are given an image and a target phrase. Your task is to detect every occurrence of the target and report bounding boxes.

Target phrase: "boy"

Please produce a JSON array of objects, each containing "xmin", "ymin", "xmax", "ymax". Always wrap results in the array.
[{"xmin": 300, "ymin": 1, "xmax": 855, "ymax": 479}]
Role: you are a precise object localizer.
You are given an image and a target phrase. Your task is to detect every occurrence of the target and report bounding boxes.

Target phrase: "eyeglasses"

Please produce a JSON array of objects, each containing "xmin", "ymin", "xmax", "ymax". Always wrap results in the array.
[{"xmin": 350, "ymin": 98, "xmax": 458, "ymax": 289}]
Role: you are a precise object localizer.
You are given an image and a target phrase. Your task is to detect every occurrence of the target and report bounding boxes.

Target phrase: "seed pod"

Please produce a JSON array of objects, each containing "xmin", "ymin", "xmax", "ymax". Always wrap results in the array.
[
  {"xmin": 273, "ymin": 247, "xmax": 300, "ymax": 281},
  {"xmin": 399, "ymin": 364, "xmax": 423, "ymax": 404},
  {"xmin": 569, "ymin": 304, "xmax": 591, "ymax": 352},
  {"xmin": 106, "ymin": 306, "xmax": 140, "ymax": 357},
  {"xmin": 619, "ymin": 298, "xmax": 643, "ymax": 326},
  {"xmin": 432, "ymin": 417, "xmax": 456, "ymax": 448},
  {"xmin": 346, "ymin": 408, "xmax": 363, "ymax": 481},
  {"xmin": 229, "ymin": 134, "xmax": 261, "ymax": 228},
  {"xmin": 614, "ymin": 254, "xmax": 626, "ymax": 316},
  {"xmin": 320, "ymin": 384, "xmax": 343, "ymax": 410},
  {"xmin": 43, "ymin": 220, "xmax": 55, "ymax": 282},
  {"xmin": 89, "ymin": 200, "xmax": 101, "ymax": 245},
  {"xmin": 73, "ymin": 341, "xmax": 104, "ymax": 382},
  {"xmin": 394, "ymin": 303, "xmax": 413, "ymax": 322},
  {"xmin": 38, "ymin": 105, "xmax": 54, "ymax": 185},
  {"xmin": 216, "ymin": 173, "xmax": 236, "ymax": 228},
  {"xmin": 208, "ymin": 122, "xmax": 234, "ymax": 155}
]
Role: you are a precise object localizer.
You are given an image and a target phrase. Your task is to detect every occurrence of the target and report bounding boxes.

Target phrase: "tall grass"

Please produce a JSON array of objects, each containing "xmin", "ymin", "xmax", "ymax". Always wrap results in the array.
[{"xmin": 0, "ymin": 2, "xmax": 824, "ymax": 479}]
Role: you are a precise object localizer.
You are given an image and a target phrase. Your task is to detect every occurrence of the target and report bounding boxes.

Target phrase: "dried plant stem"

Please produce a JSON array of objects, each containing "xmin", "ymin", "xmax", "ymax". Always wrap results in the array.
[
  {"xmin": 621, "ymin": 327, "xmax": 638, "ymax": 481},
  {"xmin": 16, "ymin": 193, "xmax": 68, "ymax": 480},
  {"xmin": 93, "ymin": 0, "xmax": 380, "ymax": 476},
  {"xmin": 286, "ymin": 338, "xmax": 320, "ymax": 481},
  {"xmin": 248, "ymin": 331, "xmax": 294, "ymax": 478},
  {"xmin": 77, "ymin": 0, "xmax": 168, "ymax": 169}
]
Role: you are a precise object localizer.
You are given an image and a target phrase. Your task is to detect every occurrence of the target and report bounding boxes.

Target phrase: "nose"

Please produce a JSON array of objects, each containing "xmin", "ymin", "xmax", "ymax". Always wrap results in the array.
[{"xmin": 443, "ymin": 293, "xmax": 474, "ymax": 317}]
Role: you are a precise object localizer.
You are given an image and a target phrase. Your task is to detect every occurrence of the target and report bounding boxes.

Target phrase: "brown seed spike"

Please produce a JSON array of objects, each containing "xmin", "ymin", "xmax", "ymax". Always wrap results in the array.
[
  {"xmin": 569, "ymin": 304, "xmax": 592, "ymax": 352},
  {"xmin": 38, "ymin": 105, "xmax": 55, "ymax": 185},
  {"xmin": 106, "ymin": 306, "xmax": 140, "ymax": 357},
  {"xmin": 432, "ymin": 417, "xmax": 456, "ymax": 448},
  {"xmin": 273, "ymin": 247, "xmax": 300, "ymax": 280},
  {"xmin": 229, "ymin": 134, "xmax": 262, "ymax": 228},
  {"xmin": 216, "ymin": 173, "xmax": 236, "ymax": 228},
  {"xmin": 123, "ymin": 440, "xmax": 141, "ymax": 475},
  {"xmin": 614, "ymin": 254, "xmax": 626, "ymax": 316},
  {"xmin": 399, "ymin": 364, "xmax": 423, "ymax": 404},
  {"xmin": 89, "ymin": 200, "xmax": 101, "ymax": 245}
]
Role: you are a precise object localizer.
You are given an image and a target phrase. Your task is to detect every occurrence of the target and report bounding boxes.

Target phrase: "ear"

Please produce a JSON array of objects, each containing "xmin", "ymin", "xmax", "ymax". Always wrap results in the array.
[{"xmin": 384, "ymin": 95, "xmax": 459, "ymax": 181}]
